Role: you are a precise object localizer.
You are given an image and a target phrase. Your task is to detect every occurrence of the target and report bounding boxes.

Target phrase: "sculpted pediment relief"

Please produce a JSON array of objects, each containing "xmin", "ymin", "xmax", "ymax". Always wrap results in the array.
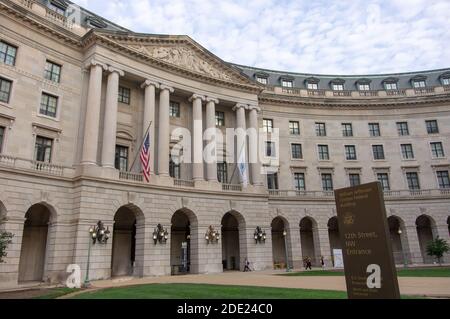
[{"xmin": 128, "ymin": 44, "xmax": 234, "ymax": 81}]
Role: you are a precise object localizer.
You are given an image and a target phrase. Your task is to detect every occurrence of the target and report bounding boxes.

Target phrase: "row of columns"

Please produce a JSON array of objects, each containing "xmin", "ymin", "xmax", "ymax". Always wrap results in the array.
[{"xmin": 81, "ymin": 60, "xmax": 263, "ymax": 186}]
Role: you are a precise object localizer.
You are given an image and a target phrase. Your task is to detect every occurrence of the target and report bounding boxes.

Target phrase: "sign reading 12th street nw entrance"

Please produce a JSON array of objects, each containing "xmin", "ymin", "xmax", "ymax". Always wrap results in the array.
[{"xmin": 334, "ymin": 181, "xmax": 400, "ymax": 299}]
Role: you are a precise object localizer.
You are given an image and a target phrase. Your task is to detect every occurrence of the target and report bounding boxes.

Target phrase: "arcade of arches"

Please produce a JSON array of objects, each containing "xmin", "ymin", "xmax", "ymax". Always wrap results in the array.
[{"xmin": 1, "ymin": 198, "xmax": 449, "ymax": 285}]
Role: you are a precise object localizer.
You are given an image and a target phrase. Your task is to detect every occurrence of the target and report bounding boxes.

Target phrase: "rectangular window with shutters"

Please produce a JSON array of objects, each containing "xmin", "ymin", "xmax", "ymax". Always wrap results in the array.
[
  {"xmin": 291, "ymin": 143, "xmax": 303, "ymax": 159},
  {"xmin": 215, "ymin": 111, "xmax": 225, "ymax": 126},
  {"xmin": 44, "ymin": 60, "xmax": 61, "ymax": 83},
  {"xmin": 289, "ymin": 121, "xmax": 300, "ymax": 135},
  {"xmin": 263, "ymin": 119, "xmax": 273, "ymax": 133},
  {"xmin": 349, "ymin": 174, "xmax": 361, "ymax": 187},
  {"xmin": 169, "ymin": 101, "xmax": 180, "ymax": 118},
  {"xmin": 372, "ymin": 145, "xmax": 385, "ymax": 160},
  {"xmin": 293, "ymin": 173, "xmax": 305, "ymax": 191},
  {"xmin": 315, "ymin": 122, "xmax": 326, "ymax": 136},
  {"xmin": 369, "ymin": 123, "xmax": 380, "ymax": 137},
  {"xmin": 318, "ymin": 144, "xmax": 329, "ymax": 160},
  {"xmin": 267, "ymin": 173, "xmax": 278, "ymax": 190},
  {"xmin": 114, "ymin": 145, "xmax": 129, "ymax": 171},
  {"xmin": 321, "ymin": 173, "xmax": 333, "ymax": 191},
  {"xmin": 266, "ymin": 141, "xmax": 276, "ymax": 157},
  {"xmin": 34, "ymin": 136, "xmax": 53, "ymax": 163},
  {"xmin": 436, "ymin": 171, "xmax": 450, "ymax": 189},
  {"xmin": 217, "ymin": 162, "xmax": 228, "ymax": 183},
  {"xmin": 345, "ymin": 145, "xmax": 357, "ymax": 160},
  {"xmin": 425, "ymin": 120, "xmax": 439, "ymax": 134},
  {"xmin": 0, "ymin": 41, "xmax": 17, "ymax": 66},
  {"xmin": 401, "ymin": 144, "xmax": 414, "ymax": 159},
  {"xmin": 396, "ymin": 122, "xmax": 409, "ymax": 136},
  {"xmin": 118, "ymin": 86, "xmax": 131, "ymax": 104},
  {"xmin": 342, "ymin": 123, "xmax": 353, "ymax": 137},
  {"xmin": 0, "ymin": 77, "xmax": 12, "ymax": 103},
  {"xmin": 430, "ymin": 142, "xmax": 445, "ymax": 158},
  {"xmin": 40, "ymin": 92, "xmax": 58, "ymax": 118},
  {"xmin": 406, "ymin": 172, "xmax": 420, "ymax": 190},
  {"xmin": 377, "ymin": 173, "xmax": 390, "ymax": 191}
]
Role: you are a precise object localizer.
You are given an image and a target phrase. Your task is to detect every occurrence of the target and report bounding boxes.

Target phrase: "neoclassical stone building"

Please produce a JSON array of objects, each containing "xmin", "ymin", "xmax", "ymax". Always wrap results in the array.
[{"xmin": 0, "ymin": 0, "xmax": 449, "ymax": 289}]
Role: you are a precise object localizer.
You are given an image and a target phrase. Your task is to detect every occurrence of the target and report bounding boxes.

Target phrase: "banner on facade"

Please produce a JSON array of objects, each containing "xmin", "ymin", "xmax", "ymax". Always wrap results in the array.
[{"xmin": 334, "ymin": 181, "xmax": 400, "ymax": 299}]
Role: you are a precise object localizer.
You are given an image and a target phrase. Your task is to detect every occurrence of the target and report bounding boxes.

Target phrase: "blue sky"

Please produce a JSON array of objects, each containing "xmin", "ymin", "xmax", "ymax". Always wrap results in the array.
[{"xmin": 75, "ymin": 0, "xmax": 450, "ymax": 75}]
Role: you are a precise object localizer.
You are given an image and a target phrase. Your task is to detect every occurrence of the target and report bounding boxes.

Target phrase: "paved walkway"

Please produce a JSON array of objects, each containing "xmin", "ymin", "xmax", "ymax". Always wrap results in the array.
[{"xmin": 61, "ymin": 269, "xmax": 450, "ymax": 298}]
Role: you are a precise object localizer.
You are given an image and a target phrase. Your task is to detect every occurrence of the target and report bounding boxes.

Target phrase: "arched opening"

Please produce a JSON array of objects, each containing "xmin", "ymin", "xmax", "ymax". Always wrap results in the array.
[
  {"xmin": 171, "ymin": 209, "xmax": 197, "ymax": 275},
  {"xmin": 416, "ymin": 215, "xmax": 436, "ymax": 264},
  {"xmin": 327, "ymin": 217, "xmax": 341, "ymax": 266},
  {"xmin": 221, "ymin": 211, "xmax": 245, "ymax": 271},
  {"xmin": 111, "ymin": 205, "xmax": 144, "ymax": 277},
  {"xmin": 18, "ymin": 203, "xmax": 53, "ymax": 282},
  {"xmin": 271, "ymin": 216, "xmax": 288, "ymax": 269},
  {"xmin": 300, "ymin": 217, "xmax": 318, "ymax": 265},
  {"xmin": 0, "ymin": 201, "xmax": 6, "ymax": 231},
  {"xmin": 388, "ymin": 216, "xmax": 408, "ymax": 265},
  {"xmin": 447, "ymin": 216, "xmax": 450, "ymax": 236}
]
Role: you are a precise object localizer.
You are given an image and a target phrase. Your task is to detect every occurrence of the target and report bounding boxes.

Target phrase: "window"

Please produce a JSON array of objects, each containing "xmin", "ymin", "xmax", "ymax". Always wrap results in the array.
[
  {"xmin": 430, "ymin": 142, "xmax": 445, "ymax": 158},
  {"xmin": 372, "ymin": 145, "xmax": 385, "ymax": 160},
  {"xmin": 0, "ymin": 41, "xmax": 17, "ymax": 66},
  {"xmin": 169, "ymin": 156, "xmax": 180, "ymax": 179},
  {"xmin": 256, "ymin": 77, "xmax": 267, "ymax": 85},
  {"xmin": 321, "ymin": 173, "xmax": 333, "ymax": 191},
  {"xmin": 425, "ymin": 120, "xmax": 439, "ymax": 134},
  {"xmin": 369, "ymin": 123, "xmax": 380, "ymax": 137},
  {"xmin": 291, "ymin": 144, "xmax": 303, "ymax": 159},
  {"xmin": 401, "ymin": 144, "xmax": 414, "ymax": 159},
  {"xmin": 215, "ymin": 111, "xmax": 225, "ymax": 126},
  {"xmin": 267, "ymin": 172, "xmax": 278, "ymax": 190},
  {"xmin": 281, "ymin": 80, "xmax": 293, "ymax": 88},
  {"xmin": 0, "ymin": 77, "xmax": 12, "ymax": 103},
  {"xmin": 289, "ymin": 121, "xmax": 300, "ymax": 135},
  {"xmin": 396, "ymin": 122, "xmax": 409, "ymax": 136},
  {"xmin": 315, "ymin": 122, "xmax": 326, "ymax": 136},
  {"xmin": 118, "ymin": 86, "xmax": 130, "ymax": 104},
  {"xmin": 318, "ymin": 144, "xmax": 329, "ymax": 160},
  {"xmin": 169, "ymin": 101, "xmax": 180, "ymax": 118},
  {"xmin": 342, "ymin": 123, "xmax": 353, "ymax": 137},
  {"xmin": 412, "ymin": 80, "xmax": 426, "ymax": 88},
  {"xmin": 385, "ymin": 82, "xmax": 398, "ymax": 90},
  {"xmin": 406, "ymin": 172, "xmax": 420, "ymax": 190},
  {"xmin": 377, "ymin": 173, "xmax": 390, "ymax": 191},
  {"xmin": 44, "ymin": 61, "xmax": 61, "ymax": 83},
  {"xmin": 266, "ymin": 141, "xmax": 276, "ymax": 157},
  {"xmin": 349, "ymin": 174, "xmax": 361, "ymax": 187},
  {"xmin": 48, "ymin": 2, "xmax": 66, "ymax": 15},
  {"xmin": 263, "ymin": 119, "xmax": 273, "ymax": 133},
  {"xmin": 293, "ymin": 172, "xmax": 305, "ymax": 191},
  {"xmin": 114, "ymin": 145, "xmax": 129, "ymax": 171},
  {"xmin": 436, "ymin": 171, "xmax": 450, "ymax": 189},
  {"xmin": 358, "ymin": 84, "xmax": 370, "ymax": 91},
  {"xmin": 442, "ymin": 78, "xmax": 450, "ymax": 86},
  {"xmin": 307, "ymin": 82, "xmax": 318, "ymax": 90},
  {"xmin": 0, "ymin": 126, "xmax": 4, "ymax": 153},
  {"xmin": 332, "ymin": 84, "xmax": 344, "ymax": 91},
  {"xmin": 34, "ymin": 136, "xmax": 53, "ymax": 163},
  {"xmin": 40, "ymin": 93, "xmax": 58, "ymax": 118},
  {"xmin": 345, "ymin": 145, "xmax": 357, "ymax": 160},
  {"xmin": 217, "ymin": 162, "xmax": 228, "ymax": 183}
]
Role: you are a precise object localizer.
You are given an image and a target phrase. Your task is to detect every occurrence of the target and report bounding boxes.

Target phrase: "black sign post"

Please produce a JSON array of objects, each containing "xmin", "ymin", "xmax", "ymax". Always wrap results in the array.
[{"xmin": 334, "ymin": 181, "xmax": 400, "ymax": 299}]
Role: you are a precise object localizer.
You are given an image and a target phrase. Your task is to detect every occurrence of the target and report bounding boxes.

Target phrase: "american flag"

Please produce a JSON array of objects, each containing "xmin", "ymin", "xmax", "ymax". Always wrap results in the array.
[{"xmin": 140, "ymin": 131, "xmax": 151, "ymax": 182}]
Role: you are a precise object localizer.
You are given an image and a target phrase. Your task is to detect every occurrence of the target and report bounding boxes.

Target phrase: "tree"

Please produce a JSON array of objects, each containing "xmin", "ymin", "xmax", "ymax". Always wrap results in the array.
[
  {"xmin": 426, "ymin": 236, "xmax": 450, "ymax": 265},
  {"xmin": 0, "ymin": 231, "xmax": 14, "ymax": 263}
]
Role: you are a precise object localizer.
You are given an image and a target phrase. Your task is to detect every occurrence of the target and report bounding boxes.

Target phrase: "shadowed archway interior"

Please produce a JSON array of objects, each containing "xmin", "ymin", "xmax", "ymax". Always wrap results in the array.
[
  {"xmin": 170, "ymin": 209, "xmax": 193, "ymax": 275},
  {"xmin": 300, "ymin": 217, "xmax": 318, "ymax": 265},
  {"xmin": 327, "ymin": 217, "xmax": 340, "ymax": 266},
  {"xmin": 416, "ymin": 215, "xmax": 436, "ymax": 264},
  {"xmin": 221, "ymin": 211, "xmax": 244, "ymax": 271},
  {"xmin": 388, "ymin": 216, "xmax": 408, "ymax": 265},
  {"xmin": 18, "ymin": 204, "xmax": 52, "ymax": 282},
  {"xmin": 271, "ymin": 216, "xmax": 287, "ymax": 269}
]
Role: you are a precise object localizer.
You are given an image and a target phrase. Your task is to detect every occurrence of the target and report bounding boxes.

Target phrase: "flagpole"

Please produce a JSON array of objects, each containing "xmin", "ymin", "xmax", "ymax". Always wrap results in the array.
[{"xmin": 129, "ymin": 121, "xmax": 152, "ymax": 172}]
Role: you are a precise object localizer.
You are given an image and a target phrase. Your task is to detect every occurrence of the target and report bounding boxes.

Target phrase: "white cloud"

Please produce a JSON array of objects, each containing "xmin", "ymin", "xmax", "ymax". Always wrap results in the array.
[{"xmin": 74, "ymin": 0, "xmax": 450, "ymax": 74}]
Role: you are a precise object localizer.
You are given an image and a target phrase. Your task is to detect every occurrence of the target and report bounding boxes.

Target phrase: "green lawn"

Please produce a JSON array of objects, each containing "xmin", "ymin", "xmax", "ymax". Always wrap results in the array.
[
  {"xmin": 280, "ymin": 267, "xmax": 450, "ymax": 277},
  {"xmin": 32, "ymin": 287, "xmax": 79, "ymax": 299},
  {"xmin": 72, "ymin": 283, "xmax": 348, "ymax": 299}
]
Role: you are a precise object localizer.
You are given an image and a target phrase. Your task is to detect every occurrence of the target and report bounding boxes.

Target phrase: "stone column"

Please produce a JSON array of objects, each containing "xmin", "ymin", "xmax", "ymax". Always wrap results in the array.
[
  {"xmin": 158, "ymin": 85, "xmax": 174, "ymax": 176},
  {"xmin": 81, "ymin": 60, "xmax": 107, "ymax": 165},
  {"xmin": 248, "ymin": 106, "xmax": 263, "ymax": 186},
  {"xmin": 141, "ymin": 80, "xmax": 159, "ymax": 175},
  {"xmin": 233, "ymin": 103, "xmax": 249, "ymax": 185},
  {"xmin": 190, "ymin": 94, "xmax": 205, "ymax": 181},
  {"xmin": 205, "ymin": 97, "xmax": 219, "ymax": 182},
  {"xmin": 101, "ymin": 67, "xmax": 124, "ymax": 168}
]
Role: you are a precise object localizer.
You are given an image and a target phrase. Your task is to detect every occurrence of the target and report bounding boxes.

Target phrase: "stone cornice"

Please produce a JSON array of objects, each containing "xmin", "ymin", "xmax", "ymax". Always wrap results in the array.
[{"xmin": 259, "ymin": 91, "xmax": 450, "ymax": 109}]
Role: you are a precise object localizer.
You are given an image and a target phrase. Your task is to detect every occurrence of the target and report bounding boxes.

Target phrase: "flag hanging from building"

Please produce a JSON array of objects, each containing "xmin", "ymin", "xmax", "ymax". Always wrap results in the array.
[
  {"xmin": 238, "ymin": 148, "xmax": 248, "ymax": 188},
  {"xmin": 140, "ymin": 130, "xmax": 151, "ymax": 182}
]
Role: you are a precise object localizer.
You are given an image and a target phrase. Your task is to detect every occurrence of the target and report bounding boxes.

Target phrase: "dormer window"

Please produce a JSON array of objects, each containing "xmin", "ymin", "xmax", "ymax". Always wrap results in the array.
[
  {"xmin": 356, "ymin": 79, "xmax": 371, "ymax": 91},
  {"xmin": 439, "ymin": 72, "xmax": 450, "ymax": 86},
  {"xmin": 385, "ymin": 82, "xmax": 397, "ymax": 90},
  {"xmin": 281, "ymin": 80, "xmax": 293, "ymax": 88},
  {"xmin": 442, "ymin": 78, "xmax": 450, "ymax": 86},
  {"xmin": 48, "ymin": 1, "xmax": 67, "ymax": 15},
  {"xmin": 305, "ymin": 77, "xmax": 320, "ymax": 90},
  {"xmin": 256, "ymin": 77, "xmax": 268, "ymax": 85},
  {"xmin": 411, "ymin": 75, "xmax": 427, "ymax": 88},
  {"xmin": 254, "ymin": 72, "xmax": 269, "ymax": 85},
  {"xmin": 330, "ymin": 79, "xmax": 345, "ymax": 91}
]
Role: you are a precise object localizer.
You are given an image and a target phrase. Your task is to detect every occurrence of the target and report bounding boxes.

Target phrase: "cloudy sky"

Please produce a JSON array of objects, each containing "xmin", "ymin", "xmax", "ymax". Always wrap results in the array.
[{"xmin": 75, "ymin": 0, "xmax": 450, "ymax": 75}]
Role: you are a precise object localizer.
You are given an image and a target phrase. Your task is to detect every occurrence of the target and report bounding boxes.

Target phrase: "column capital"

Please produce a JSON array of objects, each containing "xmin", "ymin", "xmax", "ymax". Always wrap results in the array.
[
  {"xmin": 206, "ymin": 96, "xmax": 219, "ymax": 104},
  {"xmin": 160, "ymin": 84, "xmax": 174, "ymax": 93},
  {"xmin": 84, "ymin": 58, "xmax": 108, "ymax": 71},
  {"xmin": 248, "ymin": 104, "xmax": 261, "ymax": 112},
  {"xmin": 107, "ymin": 65, "xmax": 124, "ymax": 76},
  {"xmin": 232, "ymin": 103, "xmax": 248, "ymax": 111},
  {"xmin": 189, "ymin": 93, "xmax": 205, "ymax": 102},
  {"xmin": 141, "ymin": 79, "xmax": 160, "ymax": 89}
]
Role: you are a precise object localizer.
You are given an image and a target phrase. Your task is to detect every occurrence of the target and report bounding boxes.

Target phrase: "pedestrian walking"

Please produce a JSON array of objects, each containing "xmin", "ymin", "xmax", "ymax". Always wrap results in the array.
[
  {"xmin": 320, "ymin": 256, "xmax": 325, "ymax": 270},
  {"xmin": 244, "ymin": 258, "xmax": 251, "ymax": 272}
]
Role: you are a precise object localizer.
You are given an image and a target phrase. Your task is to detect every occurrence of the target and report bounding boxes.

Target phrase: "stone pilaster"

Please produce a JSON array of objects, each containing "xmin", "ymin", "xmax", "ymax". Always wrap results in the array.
[
  {"xmin": 205, "ymin": 97, "xmax": 219, "ymax": 182},
  {"xmin": 190, "ymin": 94, "xmax": 205, "ymax": 181},
  {"xmin": 141, "ymin": 80, "xmax": 159, "ymax": 175},
  {"xmin": 248, "ymin": 105, "xmax": 263, "ymax": 186},
  {"xmin": 158, "ymin": 85, "xmax": 174, "ymax": 176},
  {"xmin": 233, "ymin": 103, "xmax": 249, "ymax": 185}
]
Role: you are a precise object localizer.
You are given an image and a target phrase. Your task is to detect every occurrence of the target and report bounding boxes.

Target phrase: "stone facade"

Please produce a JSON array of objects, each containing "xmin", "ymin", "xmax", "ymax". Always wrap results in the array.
[{"xmin": 0, "ymin": 0, "xmax": 449, "ymax": 290}]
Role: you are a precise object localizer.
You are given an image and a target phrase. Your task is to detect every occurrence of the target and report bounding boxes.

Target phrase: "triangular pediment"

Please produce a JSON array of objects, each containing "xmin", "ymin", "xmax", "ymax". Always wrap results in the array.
[{"xmin": 91, "ymin": 31, "xmax": 259, "ymax": 90}]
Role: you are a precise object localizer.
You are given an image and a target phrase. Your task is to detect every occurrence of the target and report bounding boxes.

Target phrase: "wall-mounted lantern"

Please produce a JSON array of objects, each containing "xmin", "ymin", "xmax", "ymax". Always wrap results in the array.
[
  {"xmin": 205, "ymin": 225, "xmax": 220, "ymax": 244},
  {"xmin": 153, "ymin": 223, "xmax": 168, "ymax": 244},
  {"xmin": 254, "ymin": 226, "xmax": 266, "ymax": 243},
  {"xmin": 89, "ymin": 220, "xmax": 110, "ymax": 245}
]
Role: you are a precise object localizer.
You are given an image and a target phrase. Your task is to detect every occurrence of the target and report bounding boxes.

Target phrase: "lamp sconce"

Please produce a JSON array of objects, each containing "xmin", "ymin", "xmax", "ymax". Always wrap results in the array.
[
  {"xmin": 205, "ymin": 225, "xmax": 220, "ymax": 244},
  {"xmin": 153, "ymin": 223, "xmax": 168, "ymax": 244},
  {"xmin": 89, "ymin": 220, "xmax": 110, "ymax": 245},
  {"xmin": 254, "ymin": 226, "xmax": 266, "ymax": 243}
]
